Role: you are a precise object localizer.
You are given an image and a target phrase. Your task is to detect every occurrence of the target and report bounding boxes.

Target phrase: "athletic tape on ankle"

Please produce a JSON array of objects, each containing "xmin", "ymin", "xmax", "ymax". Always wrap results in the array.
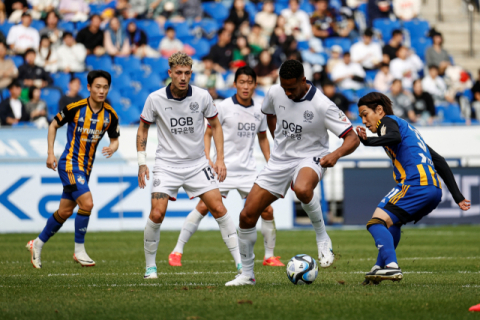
[
  {"xmin": 78, "ymin": 209, "xmax": 91, "ymax": 216},
  {"xmin": 53, "ymin": 210, "xmax": 66, "ymax": 224},
  {"xmin": 366, "ymin": 217, "xmax": 387, "ymax": 229}
]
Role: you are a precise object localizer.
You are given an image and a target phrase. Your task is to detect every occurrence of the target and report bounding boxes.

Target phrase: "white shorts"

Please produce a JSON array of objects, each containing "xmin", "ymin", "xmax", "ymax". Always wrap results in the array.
[
  {"xmin": 255, "ymin": 157, "xmax": 326, "ymax": 198},
  {"xmin": 152, "ymin": 160, "xmax": 219, "ymax": 201},
  {"xmin": 219, "ymin": 173, "xmax": 257, "ymax": 199}
]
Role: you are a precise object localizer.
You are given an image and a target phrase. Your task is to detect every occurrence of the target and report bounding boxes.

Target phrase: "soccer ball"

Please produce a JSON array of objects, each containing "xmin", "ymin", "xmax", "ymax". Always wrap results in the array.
[{"xmin": 286, "ymin": 254, "xmax": 318, "ymax": 285}]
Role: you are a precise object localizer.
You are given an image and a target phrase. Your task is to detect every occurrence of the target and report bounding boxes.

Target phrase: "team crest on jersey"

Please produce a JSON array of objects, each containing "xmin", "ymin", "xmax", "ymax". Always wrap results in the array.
[
  {"xmin": 190, "ymin": 102, "xmax": 199, "ymax": 113},
  {"xmin": 77, "ymin": 175, "xmax": 85, "ymax": 185},
  {"xmin": 338, "ymin": 111, "xmax": 348, "ymax": 122},
  {"xmin": 381, "ymin": 125, "xmax": 386, "ymax": 136},
  {"xmin": 254, "ymin": 113, "xmax": 262, "ymax": 121},
  {"xmin": 303, "ymin": 110, "xmax": 314, "ymax": 122}
]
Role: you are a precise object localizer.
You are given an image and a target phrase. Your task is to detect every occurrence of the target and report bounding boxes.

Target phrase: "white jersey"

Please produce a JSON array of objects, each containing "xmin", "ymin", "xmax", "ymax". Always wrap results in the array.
[
  {"xmin": 211, "ymin": 95, "xmax": 267, "ymax": 176},
  {"xmin": 262, "ymin": 81, "xmax": 353, "ymax": 162},
  {"xmin": 140, "ymin": 84, "xmax": 218, "ymax": 167}
]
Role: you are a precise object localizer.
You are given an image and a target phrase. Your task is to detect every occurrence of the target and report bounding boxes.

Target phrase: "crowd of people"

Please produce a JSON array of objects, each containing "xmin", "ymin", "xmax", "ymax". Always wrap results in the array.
[{"xmin": 0, "ymin": 0, "xmax": 479, "ymax": 127}]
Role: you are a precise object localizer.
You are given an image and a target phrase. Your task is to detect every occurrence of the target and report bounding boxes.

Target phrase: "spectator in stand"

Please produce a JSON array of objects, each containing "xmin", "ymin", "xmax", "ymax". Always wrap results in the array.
[
  {"xmin": 367, "ymin": 0, "xmax": 392, "ymax": 27},
  {"xmin": 422, "ymin": 65, "xmax": 454, "ymax": 105},
  {"xmin": 227, "ymin": 0, "xmax": 250, "ymax": 30},
  {"xmin": 178, "ymin": 0, "xmax": 203, "ymax": 23},
  {"xmin": 25, "ymin": 86, "xmax": 48, "ymax": 127},
  {"xmin": 390, "ymin": 45, "xmax": 423, "ymax": 90},
  {"xmin": 471, "ymin": 69, "xmax": 480, "ymax": 121},
  {"xmin": 412, "ymin": 79, "xmax": 435, "ymax": 124},
  {"xmin": 254, "ymin": 50, "xmax": 278, "ymax": 88},
  {"xmin": 4, "ymin": 0, "xmax": 28, "ymax": 20},
  {"xmin": 29, "ymin": 0, "xmax": 59, "ymax": 20},
  {"xmin": 58, "ymin": 77, "xmax": 82, "ymax": 110},
  {"xmin": 331, "ymin": 52, "xmax": 366, "ymax": 90},
  {"xmin": 233, "ymin": 35, "xmax": 260, "ymax": 66},
  {"xmin": 326, "ymin": 45, "xmax": 343, "ymax": 74},
  {"xmin": 350, "ymin": 28, "xmax": 382, "ymax": 70},
  {"xmin": 18, "ymin": 48, "xmax": 53, "ymax": 88},
  {"xmin": 269, "ymin": 15, "xmax": 289, "ymax": 49},
  {"xmin": 159, "ymin": 26, "xmax": 183, "ymax": 57},
  {"xmin": 146, "ymin": 0, "xmax": 181, "ymax": 29},
  {"xmin": 39, "ymin": 11, "xmax": 63, "ymax": 49},
  {"xmin": 393, "ymin": 0, "xmax": 420, "ymax": 21},
  {"xmin": 104, "ymin": 16, "xmax": 131, "ymax": 57},
  {"xmin": 194, "ymin": 56, "xmax": 226, "ymax": 90},
  {"xmin": 35, "ymin": 35, "xmax": 58, "ymax": 73},
  {"xmin": 335, "ymin": 6, "xmax": 358, "ymax": 40},
  {"xmin": 373, "ymin": 62, "xmax": 394, "ymax": 93},
  {"xmin": 57, "ymin": 32, "xmax": 86, "ymax": 73},
  {"xmin": 6, "ymin": 12, "xmax": 40, "ymax": 54},
  {"xmin": 255, "ymin": 0, "xmax": 277, "ymax": 39},
  {"xmin": 310, "ymin": 0, "xmax": 335, "ymax": 40},
  {"xmin": 127, "ymin": 21, "xmax": 160, "ymax": 58},
  {"xmin": 281, "ymin": 0, "xmax": 312, "ymax": 41},
  {"xmin": 58, "ymin": 0, "xmax": 90, "ymax": 22},
  {"xmin": 76, "ymin": 14, "xmax": 105, "ymax": 56},
  {"xmin": 0, "ymin": 2, "xmax": 5, "ymax": 24},
  {"xmin": 0, "ymin": 42, "xmax": 19, "ymax": 90},
  {"xmin": 130, "ymin": 0, "xmax": 148, "ymax": 18},
  {"xmin": 322, "ymin": 80, "xmax": 351, "ymax": 117},
  {"xmin": 0, "ymin": 80, "xmax": 30, "ymax": 126},
  {"xmin": 301, "ymin": 37, "xmax": 326, "ymax": 66},
  {"xmin": 426, "ymin": 32, "xmax": 451, "ymax": 76},
  {"xmin": 387, "ymin": 78, "xmax": 416, "ymax": 122},
  {"xmin": 248, "ymin": 23, "xmax": 268, "ymax": 50},
  {"xmin": 311, "ymin": 64, "xmax": 327, "ymax": 88},
  {"xmin": 208, "ymin": 28, "xmax": 234, "ymax": 73},
  {"xmin": 383, "ymin": 29, "xmax": 402, "ymax": 61}
]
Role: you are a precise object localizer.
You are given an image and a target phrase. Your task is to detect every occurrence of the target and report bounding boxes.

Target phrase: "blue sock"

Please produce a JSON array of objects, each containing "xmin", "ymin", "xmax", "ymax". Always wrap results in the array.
[
  {"xmin": 38, "ymin": 211, "xmax": 65, "ymax": 243},
  {"xmin": 74, "ymin": 209, "xmax": 91, "ymax": 244},
  {"xmin": 374, "ymin": 225, "xmax": 402, "ymax": 267},
  {"xmin": 368, "ymin": 223, "xmax": 397, "ymax": 266}
]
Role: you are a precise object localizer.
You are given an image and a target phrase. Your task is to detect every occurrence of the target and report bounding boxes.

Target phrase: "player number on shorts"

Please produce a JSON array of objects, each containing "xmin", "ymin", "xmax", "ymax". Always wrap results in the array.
[{"xmin": 203, "ymin": 167, "xmax": 215, "ymax": 180}]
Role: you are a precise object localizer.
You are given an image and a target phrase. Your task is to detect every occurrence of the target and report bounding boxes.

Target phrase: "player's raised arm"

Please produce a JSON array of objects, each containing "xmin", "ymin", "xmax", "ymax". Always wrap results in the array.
[
  {"xmin": 46, "ymin": 119, "xmax": 61, "ymax": 171},
  {"xmin": 207, "ymin": 116, "xmax": 226, "ymax": 182},
  {"xmin": 204, "ymin": 125, "xmax": 214, "ymax": 167}
]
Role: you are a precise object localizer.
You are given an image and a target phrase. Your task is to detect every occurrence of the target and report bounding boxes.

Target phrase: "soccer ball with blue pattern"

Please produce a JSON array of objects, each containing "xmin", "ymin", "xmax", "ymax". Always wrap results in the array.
[{"xmin": 286, "ymin": 254, "xmax": 318, "ymax": 285}]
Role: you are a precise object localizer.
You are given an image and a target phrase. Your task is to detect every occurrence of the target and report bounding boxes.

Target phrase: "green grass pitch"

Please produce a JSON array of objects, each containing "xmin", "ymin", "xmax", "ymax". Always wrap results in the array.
[{"xmin": 1, "ymin": 226, "xmax": 479, "ymax": 320}]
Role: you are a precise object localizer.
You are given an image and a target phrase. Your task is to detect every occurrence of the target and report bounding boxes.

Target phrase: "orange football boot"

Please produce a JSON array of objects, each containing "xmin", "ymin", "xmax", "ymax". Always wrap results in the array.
[
  {"xmin": 168, "ymin": 252, "xmax": 182, "ymax": 266},
  {"xmin": 263, "ymin": 256, "xmax": 285, "ymax": 266},
  {"xmin": 469, "ymin": 304, "xmax": 480, "ymax": 312}
]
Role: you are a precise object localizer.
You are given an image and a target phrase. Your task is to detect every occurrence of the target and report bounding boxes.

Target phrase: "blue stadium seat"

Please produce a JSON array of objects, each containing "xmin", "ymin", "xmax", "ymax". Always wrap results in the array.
[
  {"xmin": 134, "ymin": 72, "xmax": 162, "ymax": 93},
  {"xmin": 136, "ymin": 20, "xmax": 163, "ymax": 39},
  {"xmin": 357, "ymin": 3, "xmax": 368, "ymax": 22},
  {"xmin": 444, "ymin": 104, "xmax": 466, "ymax": 124},
  {"xmin": 300, "ymin": 1, "xmax": 314, "ymax": 14},
  {"xmin": 463, "ymin": 89, "xmax": 473, "ymax": 102},
  {"xmin": 297, "ymin": 41, "xmax": 310, "ymax": 51},
  {"xmin": 202, "ymin": 2, "xmax": 229, "ymax": 22},
  {"xmin": 76, "ymin": 21, "xmax": 90, "ymax": 31},
  {"xmin": 111, "ymin": 73, "xmax": 132, "ymax": 91},
  {"xmin": 147, "ymin": 35, "xmax": 162, "ymax": 49},
  {"xmin": 107, "ymin": 89, "xmax": 121, "ymax": 105},
  {"xmin": 41, "ymin": 88, "xmax": 62, "ymax": 119},
  {"xmin": 274, "ymin": 2, "xmax": 289, "ymax": 15},
  {"xmin": 0, "ymin": 22, "xmax": 14, "ymax": 36},
  {"xmin": 51, "ymin": 72, "xmax": 71, "ymax": 92},
  {"xmin": 7, "ymin": 55, "xmax": 24, "ymax": 68},
  {"xmin": 403, "ymin": 19, "xmax": 430, "ymax": 40},
  {"xmin": 329, "ymin": 0, "xmax": 343, "ymax": 11},
  {"xmin": 79, "ymin": 87, "xmax": 89, "ymax": 99},
  {"xmin": 165, "ymin": 21, "xmax": 191, "ymax": 39},
  {"xmin": 114, "ymin": 56, "xmax": 142, "ymax": 75},
  {"xmin": 197, "ymin": 19, "xmax": 220, "ymax": 35},
  {"xmin": 1, "ymin": 89, "xmax": 11, "ymax": 101},
  {"xmin": 58, "ymin": 21, "xmax": 75, "ymax": 33},
  {"xmin": 143, "ymin": 57, "xmax": 170, "ymax": 80},
  {"xmin": 89, "ymin": 2, "xmax": 115, "ymax": 15},
  {"xmin": 357, "ymin": 87, "xmax": 375, "ymax": 98},
  {"xmin": 244, "ymin": 2, "xmax": 258, "ymax": 24},
  {"xmin": 373, "ymin": 18, "xmax": 401, "ymax": 42},
  {"xmin": 324, "ymin": 38, "xmax": 352, "ymax": 54},
  {"xmin": 337, "ymin": 88, "xmax": 356, "ymax": 102},
  {"xmin": 255, "ymin": 89, "xmax": 265, "ymax": 97},
  {"xmin": 365, "ymin": 69, "xmax": 378, "ymax": 83},
  {"xmin": 218, "ymin": 88, "xmax": 237, "ymax": 98},
  {"xmin": 190, "ymin": 38, "xmax": 211, "ymax": 60},
  {"xmin": 30, "ymin": 20, "xmax": 45, "ymax": 31},
  {"xmin": 411, "ymin": 37, "xmax": 433, "ymax": 60},
  {"xmin": 86, "ymin": 55, "xmax": 113, "ymax": 72}
]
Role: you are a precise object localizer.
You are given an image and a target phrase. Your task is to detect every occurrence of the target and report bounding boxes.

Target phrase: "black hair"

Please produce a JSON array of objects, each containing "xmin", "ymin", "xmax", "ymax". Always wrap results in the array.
[
  {"xmin": 392, "ymin": 79, "xmax": 402, "ymax": 85},
  {"xmin": 364, "ymin": 28, "xmax": 374, "ymax": 37},
  {"xmin": 0, "ymin": 42, "xmax": 6, "ymax": 48},
  {"xmin": 202, "ymin": 55, "xmax": 213, "ymax": 61},
  {"xmin": 252, "ymin": 23, "xmax": 261, "ymax": 28},
  {"xmin": 24, "ymin": 48, "xmax": 36, "ymax": 58},
  {"xmin": 321, "ymin": 80, "xmax": 335, "ymax": 87},
  {"xmin": 234, "ymin": 66, "xmax": 257, "ymax": 84},
  {"xmin": 357, "ymin": 92, "xmax": 394, "ymax": 115},
  {"xmin": 166, "ymin": 26, "xmax": 175, "ymax": 32},
  {"xmin": 380, "ymin": 62, "xmax": 389, "ymax": 68},
  {"xmin": 90, "ymin": 14, "xmax": 101, "ymax": 21},
  {"xmin": 279, "ymin": 59, "xmax": 304, "ymax": 80},
  {"xmin": 343, "ymin": 51, "xmax": 351, "ymax": 57},
  {"xmin": 28, "ymin": 86, "xmax": 38, "ymax": 100},
  {"xmin": 44, "ymin": 11, "xmax": 59, "ymax": 22},
  {"xmin": 70, "ymin": 77, "xmax": 80, "ymax": 83},
  {"xmin": 217, "ymin": 27, "xmax": 227, "ymax": 36},
  {"xmin": 87, "ymin": 70, "xmax": 111, "ymax": 86},
  {"xmin": 413, "ymin": 79, "xmax": 422, "ymax": 86},
  {"xmin": 62, "ymin": 31, "xmax": 73, "ymax": 39},
  {"xmin": 428, "ymin": 64, "xmax": 439, "ymax": 70},
  {"xmin": 391, "ymin": 29, "xmax": 403, "ymax": 37},
  {"xmin": 7, "ymin": 79, "xmax": 21, "ymax": 89}
]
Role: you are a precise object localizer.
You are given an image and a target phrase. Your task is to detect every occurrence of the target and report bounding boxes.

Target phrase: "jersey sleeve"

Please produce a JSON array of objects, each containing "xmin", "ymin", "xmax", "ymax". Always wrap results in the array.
[
  {"xmin": 54, "ymin": 105, "xmax": 77, "ymax": 127},
  {"xmin": 361, "ymin": 116, "xmax": 402, "ymax": 147},
  {"xmin": 107, "ymin": 112, "xmax": 120, "ymax": 139},
  {"xmin": 207, "ymin": 102, "xmax": 222, "ymax": 128},
  {"xmin": 258, "ymin": 114, "xmax": 268, "ymax": 133},
  {"xmin": 140, "ymin": 96, "xmax": 156, "ymax": 124},
  {"xmin": 324, "ymin": 104, "xmax": 353, "ymax": 138},
  {"xmin": 261, "ymin": 88, "xmax": 275, "ymax": 115},
  {"xmin": 203, "ymin": 93, "xmax": 218, "ymax": 119}
]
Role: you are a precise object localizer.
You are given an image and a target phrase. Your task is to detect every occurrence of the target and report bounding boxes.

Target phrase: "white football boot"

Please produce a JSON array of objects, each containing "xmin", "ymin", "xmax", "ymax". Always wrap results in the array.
[
  {"xmin": 225, "ymin": 274, "xmax": 256, "ymax": 286},
  {"xmin": 144, "ymin": 266, "xmax": 158, "ymax": 279},
  {"xmin": 26, "ymin": 240, "xmax": 42, "ymax": 269},
  {"xmin": 73, "ymin": 251, "xmax": 96, "ymax": 267},
  {"xmin": 318, "ymin": 238, "xmax": 335, "ymax": 268}
]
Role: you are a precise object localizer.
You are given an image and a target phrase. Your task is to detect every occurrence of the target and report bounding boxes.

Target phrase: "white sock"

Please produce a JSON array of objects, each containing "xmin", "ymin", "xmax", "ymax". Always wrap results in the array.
[
  {"xmin": 173, "ymin": 209, "xmax": 205, "ymax": 254},
  {"xmin": 386, "ymin": 262, "xmax": 399, "ymax": 268},
  {"xmin": 215, "ymin": 212, "xmax": 241, "ymax": 267},
  {"xmin": 74, "ymin": 242, "xmax": 85, "ymax": 254},
  {"xmin": 301, "ymin": 194, "xmax": 329, "ymax": 243},
  {"xmin": 238, "ymin": 227, "xmax": 257, "ymax": 278},
  {"xmin": 34, "ymin": 237, "xmax": 44, "ymax": 255},
  {"xmin": 261, "ymin": 218, "xmax": 276, "ymax": 259},
  {"xmin": 144, "ymin": 218, "xmax": 161, "ymax": 268}
]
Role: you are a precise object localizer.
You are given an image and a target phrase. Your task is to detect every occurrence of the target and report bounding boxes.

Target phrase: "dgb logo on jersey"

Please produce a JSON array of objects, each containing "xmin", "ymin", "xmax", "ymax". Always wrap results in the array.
[
  {"xmin": 190, "ymin": 102, "xmax": 199, "ymax": 113},
  {"xmin": 171, "ymin": 117, "xmax": 193, "ymax": 127},
  {"xmin": 282, "ymin": 120, "xmax": 302, "ymax": 133},
  {"xmin": 238, "ymin": 123, "xmax": 256, "ymax": 131},
  {"xmin": 303, "ymin": 110, "xmax": 314, "ymax": 123}
]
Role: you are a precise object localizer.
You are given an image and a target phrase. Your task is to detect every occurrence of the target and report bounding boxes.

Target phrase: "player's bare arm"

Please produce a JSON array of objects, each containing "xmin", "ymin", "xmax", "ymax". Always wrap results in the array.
[
  {"xmin": 266, "ymin": 114, "xmax": 276, "ymax": 139},
  {"xmin": 204, "ymin": 126, "xmax": 214, "ymax": 167},
  {"xmin": 46, "ymin": 119, "xmax": 62, "ymax": 171},
  {"xmin": 258, "ymin": 132, "xmax": 270, "ymax": 162},
  {"xmin": 102, "ymin": 137, "xmax": 119, "ymax": 158},
  {"xmin": 207, "ymin": 116, "xmax": 226, "ymax": 182},
  {"xmin": 137, "ymin": 121, "xmax": 150, "ymax": 189},
  {"xmin": 320, "ymin": 130, "xmax": 360, "ymax": 167}
]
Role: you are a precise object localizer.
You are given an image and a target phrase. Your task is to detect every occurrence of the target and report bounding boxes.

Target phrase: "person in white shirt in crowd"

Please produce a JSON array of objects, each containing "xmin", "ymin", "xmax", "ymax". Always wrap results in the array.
[
  {"xmin": 350, "ymin": 28, "xmax": 382, "ymax": 70},
  {"xmin": 28, "ymin": 0, "xmax": 59, "ymax": 20},
  {"xmin": 159, "ymin": 26, "xmax": 184, "ymax": 58},
  {"xmin": 374, "ymin": 62, "xmax": 394, "ymax": 93},
  {"xmin": 0, "ymin": 42, "xmax": 19, "ymax": 90},
  {"xmin": 389, "ymin": 45, "xmax": 423, "ymax": 90},
  {"xmin": 326, "ymin": 45, "xmax": 343, "ymax": 74},
  {"xmin": 393, "ymin": 0, "xmax": 421, "ymax": 21},
  {"xmin": 331, "ymin": 52, "xmax": 366, "ymax": 90},
  {"xmin": 104, "ymin": 16, "xmax": 131, "ymax": 57},
  {"xmin": 58, "ymin": 0, "xmax": 90, "ymax": 22},
  {"xmin": 255, "ymin": 0, "xmax": 277, "ymax": 39},
  {"xmin": 39, "ymin": 11, "xmax": 63, "ymax": 49},
  {"xmin": 35, "ymin": 35, "xmax": 58, "ymax": 73},
  {"xmin": 281, "ymin": 0, "xmax": 312, "ymax": 41},
  {"xmin": 421, "ymin": 65, "xmax": 454, "ymax": 105},
  {"xmin": 6, "ymin": 12, "xmax": 40, "ymax": 54},
  {"xmin": 193, "ymin": 55, "xmax": 226, "ymax": 90},
  {"xmin": 57, "ymin": 32, "xmax": 87, "ymax": 73}
]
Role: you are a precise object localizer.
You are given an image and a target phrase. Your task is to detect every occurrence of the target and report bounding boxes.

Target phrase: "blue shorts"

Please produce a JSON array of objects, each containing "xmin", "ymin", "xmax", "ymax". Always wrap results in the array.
[
  {"xmin": 58, "ymin": 169, "xmax": 91, "ymax": 201},
  {"xmin": 378, "ymin": 184, "xmax": 442, "ymax": 225}
]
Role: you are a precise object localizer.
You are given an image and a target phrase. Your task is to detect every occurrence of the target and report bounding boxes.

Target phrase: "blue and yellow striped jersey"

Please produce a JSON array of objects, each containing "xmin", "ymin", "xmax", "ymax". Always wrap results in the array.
[
  {"xmin": 379, "ymin": 115, "xmax": 441, "ymax": 188},
  {"xmin": 54, "ymin": 98, "xmax": 120, "ymax": 175}
]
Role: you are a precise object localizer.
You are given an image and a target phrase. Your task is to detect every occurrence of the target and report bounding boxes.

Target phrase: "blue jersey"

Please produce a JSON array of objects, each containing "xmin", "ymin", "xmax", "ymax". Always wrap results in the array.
[{"xmin": 379, "ymin": 115, "xmax": 441, "ymax": 188}]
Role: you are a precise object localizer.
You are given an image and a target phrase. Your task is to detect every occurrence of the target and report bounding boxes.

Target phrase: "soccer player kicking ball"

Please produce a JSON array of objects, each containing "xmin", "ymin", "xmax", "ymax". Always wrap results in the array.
[
  {"xmin": 356, "ymin": 92, "xmax": 471, "ymax": 284},
  {"xmin": 137, "ymin": 52, "xmax": 240, "ymax": 280},
  {"xmin": 226, "ymin": 60, "xmax": 360, "ymax": 286},
  {"xmin": 169, "ymin": 66, "xmax": 284, "ymax": 270},
  {"xmin": 26, "ymin": 71, "xmax": 120, "ymax": 268}
]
